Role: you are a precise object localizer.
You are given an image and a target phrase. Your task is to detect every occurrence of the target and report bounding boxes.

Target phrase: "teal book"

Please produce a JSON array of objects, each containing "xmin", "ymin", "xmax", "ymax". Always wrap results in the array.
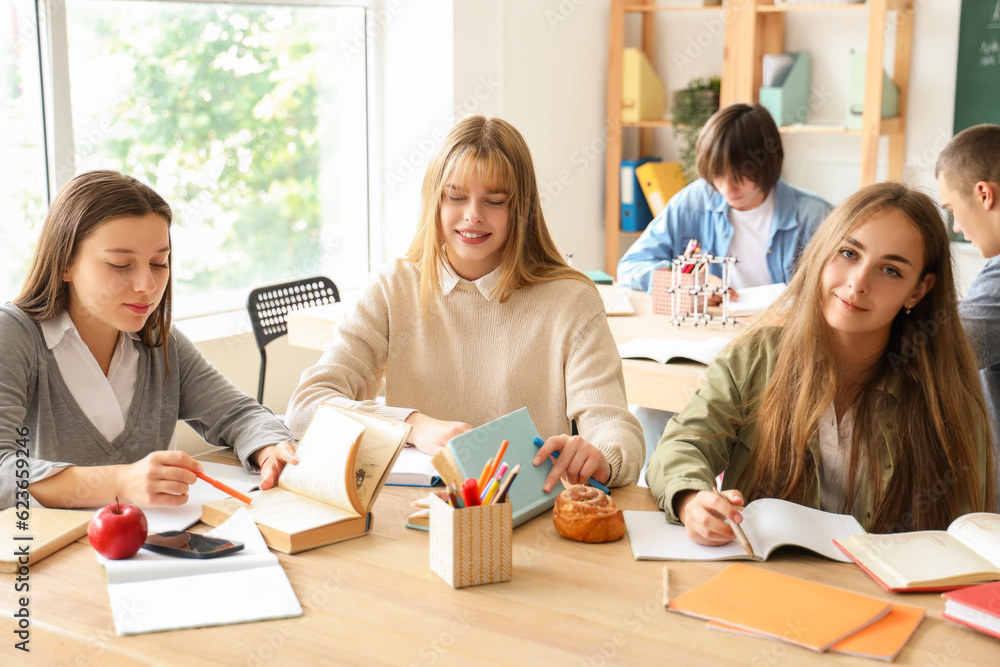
[
  {"xmin": 584, "ymin": 270, "xmax": 614, "ymax": 285},
  {"xmin": 447, "ymin": 407, "xmax": 560, "ymax": 528}
]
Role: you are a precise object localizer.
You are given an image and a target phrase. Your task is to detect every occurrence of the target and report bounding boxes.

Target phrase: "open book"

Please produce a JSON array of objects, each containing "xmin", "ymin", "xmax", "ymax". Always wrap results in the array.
[
  {"xmin": 834, "ymin": 512, "xmax": 1000, "ymax": 591},
  {"xmin": 617, "ymin": 336, "xmax": 731, "ymax": 365},
  {"xmin": 202, "ymin": 404, "xmax": 410, "ymax": 554},
  {"xmin": 624, "ymin": 497, "xmax": 865, "ymax": 561},
  {"xmin": 98, "ymin": 508, "xmax": 301, "ymax": 635}
]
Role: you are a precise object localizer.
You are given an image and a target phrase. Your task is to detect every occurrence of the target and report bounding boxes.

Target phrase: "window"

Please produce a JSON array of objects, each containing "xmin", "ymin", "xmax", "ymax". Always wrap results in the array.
[
  {"xmin": 0, "ymin": 0, "xmax": 47, "ymax": 303},
  {"xmin": 1, "ymin": 0, "xmax": 372, "ymax": 317}
]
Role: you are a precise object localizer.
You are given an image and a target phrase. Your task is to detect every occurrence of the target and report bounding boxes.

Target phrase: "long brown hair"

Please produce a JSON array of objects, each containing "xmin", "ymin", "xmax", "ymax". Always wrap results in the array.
[
  {"xmin": 404, "ymin": 115, "xmax": 590, "ymax": 310},
  {"xmin": 15, "ymin": 170, "xmax": 173, "ymax": 362},
  {"xmin": 738, "ymin": 181, "xmax": 995, "ymax": 531}
]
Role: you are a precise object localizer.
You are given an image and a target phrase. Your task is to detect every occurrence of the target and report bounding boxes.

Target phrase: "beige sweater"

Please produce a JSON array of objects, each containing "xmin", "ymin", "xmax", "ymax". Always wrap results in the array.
[{"xmin": 286, "ymin": 259, "xmax": 643, "ymax": 487}]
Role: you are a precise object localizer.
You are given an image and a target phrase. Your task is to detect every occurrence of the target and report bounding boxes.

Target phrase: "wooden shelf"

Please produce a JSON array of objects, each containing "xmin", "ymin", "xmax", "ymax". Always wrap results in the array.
[
  {"xmin": 623, "ymin": 4, "xmax": 726, "ymax": 11},
  {"xmin": 757, "ymin": 3, "xmax": 868, "ymax": 13},
  {"xmin": 603, "ymin": 0, "xmax": 913, "ymax": 276},
  {"xmin": 776, "ymin": 117, "xmax": 902, "ymax": 135}
]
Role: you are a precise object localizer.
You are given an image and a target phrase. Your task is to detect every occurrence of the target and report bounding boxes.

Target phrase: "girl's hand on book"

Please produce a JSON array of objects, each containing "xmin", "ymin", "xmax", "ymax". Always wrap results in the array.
[
  {"xmin": 405, "ymin": 413, "xmax": 472, "ymax": 455},
  {"xmin": 257, "ymin": 441, "xmax": 300, "ymax": 491},
  {"xmin": 115, "ymin": 451, "xmax": 203, "ymax": 506},
  {"xmin": 534, "ymin": 435, "xmax": 611, "ymax": 494},
  {"xmin": 676, "ymin": 489, "xmax": 745, "ymax": 546}
]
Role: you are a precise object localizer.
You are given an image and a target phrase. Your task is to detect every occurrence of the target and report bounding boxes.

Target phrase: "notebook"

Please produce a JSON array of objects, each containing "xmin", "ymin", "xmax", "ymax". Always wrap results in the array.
[
  {"xmin": 97, "ymin": 508, "xmax": 302, "ymax": 635},
  {"xmin": 668, "ymin": 563, "xmax": 892, "ymax": 652},
  {"xmin": 834, "ymin": 512, "xmax": 1000, "ymax": 591},
  {"xmin": 708, "ymin": 603, "xmax": 925, "ymax": 661},
  {"xmin": 0, "ymin": 507, "xmax": 92, "ymax": 572},
  {"xmin": 942, "ymin": 581, "xmax": 1000, "ymax": 639},
  {"xmin": 447, "ymin": 407, "xmax": 558, "ymax": 528},
  {"xmin": 624, "ymin": 498, "xmax": 865, "ymax": 562},
  {"xmin": 387, "ymin": 446, "xmax": 441, "ymax": 487},
  {"xmin": 617, "ymin": 336, "xmax": 731, "ymax": 365}
]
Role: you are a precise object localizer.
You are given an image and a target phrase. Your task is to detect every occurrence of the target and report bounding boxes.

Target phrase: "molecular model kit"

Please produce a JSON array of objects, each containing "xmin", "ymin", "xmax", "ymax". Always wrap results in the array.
[{"xmin": 650, "ymin": 252, "xmax": 738, "ymax": 327}]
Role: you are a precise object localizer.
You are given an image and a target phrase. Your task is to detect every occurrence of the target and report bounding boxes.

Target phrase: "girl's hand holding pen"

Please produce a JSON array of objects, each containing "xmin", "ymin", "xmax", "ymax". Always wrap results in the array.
[
  {"xmin": 533, "ymin": 435, "xmax": 611, "ymax": 494},
  {"xmin": 675, "ymin": 488, "xmax": 746, "ymax": 546},
  {"xmin": 116, "ymin": 451, "xmax": 203, "ymax": 506},
  {"xmin": 256, "ymin": 441, "xmax": 300, "ymax": 490}
]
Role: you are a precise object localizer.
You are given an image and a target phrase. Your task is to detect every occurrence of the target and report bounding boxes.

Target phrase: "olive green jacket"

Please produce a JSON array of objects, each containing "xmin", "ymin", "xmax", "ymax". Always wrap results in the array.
[{"xmin": 645, "ymin": 327, "xmax": 989, "ymax": 530}]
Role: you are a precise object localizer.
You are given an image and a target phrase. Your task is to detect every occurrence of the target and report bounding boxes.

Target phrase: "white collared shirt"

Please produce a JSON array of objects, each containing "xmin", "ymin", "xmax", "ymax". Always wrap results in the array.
[
  {"xmin": 40, "ymin": 311, "xmax": 140, "ymax": 443},
  {"xmin": 439, "ymin": 258, "xmax": 502, "ymax": 301}
]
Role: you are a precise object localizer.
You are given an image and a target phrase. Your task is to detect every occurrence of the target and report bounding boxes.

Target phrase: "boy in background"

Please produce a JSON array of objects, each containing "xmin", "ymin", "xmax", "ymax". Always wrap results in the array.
[
  {"xmin": 618, "ymin": 103, "xmax": 831, "ymax": 470},
  {"xmin": 937, "ymin": 124, "xmax": 1000, "ymax": 510},
  {"xmin": 617, "ymin": 103, "xmax": 831, "ymax": 296}
]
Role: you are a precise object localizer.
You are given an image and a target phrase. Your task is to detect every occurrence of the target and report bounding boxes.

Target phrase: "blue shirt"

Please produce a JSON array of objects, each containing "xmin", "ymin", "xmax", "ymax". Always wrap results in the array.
[
  {"xmin": 959, "ymin": 255, "xmax": 1000, "ymax": 511},
  {"xmin": 617, "ymin": 178, "xmax": 832, "ymax": 292}
]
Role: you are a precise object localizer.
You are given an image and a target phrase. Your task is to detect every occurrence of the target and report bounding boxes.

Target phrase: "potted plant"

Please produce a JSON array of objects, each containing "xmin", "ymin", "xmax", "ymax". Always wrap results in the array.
[{"xmin": 672, "ymin": 76, "xmax": 721, "ymax": 182}]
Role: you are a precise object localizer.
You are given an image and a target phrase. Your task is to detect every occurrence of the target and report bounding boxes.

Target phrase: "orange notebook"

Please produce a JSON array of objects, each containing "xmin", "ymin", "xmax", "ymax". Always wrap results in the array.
[
  {"xmin": 708, "ymin": 603, "xmax": 925, "ymax": 661},
  {"xmin": 667, "ymin": 564, "xmax": 892, "ymax": 652}
]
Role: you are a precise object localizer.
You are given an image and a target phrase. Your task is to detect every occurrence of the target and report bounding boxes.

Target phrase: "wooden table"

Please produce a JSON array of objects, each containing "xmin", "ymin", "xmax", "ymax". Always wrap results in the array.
[
  {"xmin": 2, "ymin": 485, "xmax": 992, "ymax": 666},
  {"xmin": 286, "ymin": 291, "xmax": 741, "ymax": 412}
]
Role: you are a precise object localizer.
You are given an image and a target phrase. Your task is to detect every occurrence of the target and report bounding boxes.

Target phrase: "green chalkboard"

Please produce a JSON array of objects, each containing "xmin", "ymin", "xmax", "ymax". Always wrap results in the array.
[{"xmin": 954, "ymin": 0, "xmax": 1000, "ymax": 134}]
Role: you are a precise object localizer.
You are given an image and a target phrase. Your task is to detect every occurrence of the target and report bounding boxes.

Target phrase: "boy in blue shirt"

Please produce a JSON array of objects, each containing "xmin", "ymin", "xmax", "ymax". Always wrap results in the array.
[
  {"xmin": 937, "ymin": 124, "xmax": 1000, "ymax": 510},
  {"xmin": 618, "ymin": 104, "xmax": 831, "ymax": 296}
]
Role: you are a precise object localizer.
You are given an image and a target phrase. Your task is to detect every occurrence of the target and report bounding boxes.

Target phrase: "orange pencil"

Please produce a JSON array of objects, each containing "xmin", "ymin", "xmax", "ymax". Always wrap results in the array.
[
  {"xmin": 192, "ymin": 469, "xmax": 252, "ymax": 505},
  {"xmin": 486, "ymin": 440, "xmax": 509, "ymax": 481},
  {"xmin": 477, "ymin": 457, "xmax": 495, "ymax": 491}
]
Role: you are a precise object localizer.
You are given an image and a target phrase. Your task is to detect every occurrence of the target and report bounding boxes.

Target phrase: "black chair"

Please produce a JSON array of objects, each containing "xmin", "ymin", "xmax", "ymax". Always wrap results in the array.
[{"xmin": 247, "ymin": 276, "xmax": 339, "ymax": 406}]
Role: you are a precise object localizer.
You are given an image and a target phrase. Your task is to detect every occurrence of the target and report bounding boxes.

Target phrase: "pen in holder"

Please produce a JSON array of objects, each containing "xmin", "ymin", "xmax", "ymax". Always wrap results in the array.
[{"xmin": 429, "ymin": 495, "xmax": 512, "ymax": 589}]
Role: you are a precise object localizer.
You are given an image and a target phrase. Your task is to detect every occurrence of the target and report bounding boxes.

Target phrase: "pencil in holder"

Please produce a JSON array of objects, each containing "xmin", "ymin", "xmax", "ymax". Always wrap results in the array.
[{"xmin": 429, "ymin": 495, "xmax": 512, "ymax": 589}]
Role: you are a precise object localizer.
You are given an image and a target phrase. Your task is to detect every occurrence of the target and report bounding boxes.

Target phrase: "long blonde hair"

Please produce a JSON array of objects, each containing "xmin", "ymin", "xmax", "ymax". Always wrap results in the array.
[
  {"xmin": 739, "ymin": 181, "xmax": 994, "ymax": 531},
  {"xmin": 15, "ymin": 170, "xmax": 173, "ymax": 364},
  {"xmin": 404, "ymin": 115, "xmax": 590, "ymax": 309}
]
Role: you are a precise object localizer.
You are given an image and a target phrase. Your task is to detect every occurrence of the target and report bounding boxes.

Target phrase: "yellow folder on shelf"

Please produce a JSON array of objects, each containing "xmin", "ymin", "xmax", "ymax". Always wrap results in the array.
[
  {"xmin": 635, "ymin": 161, "xmax": 687, "ymax": 216},
  {"xmin": 622, "ymin": 48, "xmax": 664, "ymax": 123}
]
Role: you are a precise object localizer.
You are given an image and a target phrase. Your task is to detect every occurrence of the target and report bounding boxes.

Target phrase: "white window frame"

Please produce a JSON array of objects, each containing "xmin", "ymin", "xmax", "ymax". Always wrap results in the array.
[{"xmin": 32, "ymin": 0, "xmax": 383, "ymax": 316}]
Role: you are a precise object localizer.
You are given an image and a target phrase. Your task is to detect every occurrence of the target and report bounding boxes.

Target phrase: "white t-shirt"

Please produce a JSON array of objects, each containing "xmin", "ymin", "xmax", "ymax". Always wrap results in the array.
[{"xmin": 726, "ymin": 188, "xmax": 776, "ymax": 289}]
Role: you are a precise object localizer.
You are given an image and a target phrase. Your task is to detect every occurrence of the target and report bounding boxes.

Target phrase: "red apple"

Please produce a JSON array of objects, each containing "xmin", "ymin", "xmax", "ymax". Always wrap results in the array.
[{"xmin": 88, "ymin": 498, "xmax": 148, "ymax": 559}]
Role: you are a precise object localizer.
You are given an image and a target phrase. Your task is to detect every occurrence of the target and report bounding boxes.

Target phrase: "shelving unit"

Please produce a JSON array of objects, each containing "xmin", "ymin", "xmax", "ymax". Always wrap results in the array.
[{"xmin": 603, "ymin": 0, "xmax": 914, "ymax": 276}]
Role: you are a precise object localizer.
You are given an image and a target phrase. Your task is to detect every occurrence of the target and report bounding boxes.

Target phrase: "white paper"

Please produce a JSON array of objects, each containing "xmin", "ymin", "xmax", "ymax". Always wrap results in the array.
[
  {"xmin": 729, "ymin": 283, "xmax": 786, "ymax": 314},
  {"xmin": 762, "ymin": 53, "xmax": 795, "ymax": 87},
  {"xmin": 98, "ymin": 508, "xmax": 301, "ymax": 635},
  {"xmin": 83, "ymin": 463, "xmax": 260, "ymax": 535},
  {"xmin": 388, "ymin": 446, "xmax": 440, "ymax": 486}
]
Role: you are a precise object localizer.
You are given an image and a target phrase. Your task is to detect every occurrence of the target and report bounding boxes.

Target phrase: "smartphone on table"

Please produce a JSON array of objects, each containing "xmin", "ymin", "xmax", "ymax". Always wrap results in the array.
[{"xmin": 142, "ymin": 531, "xmax": 244, "ymax": 559}]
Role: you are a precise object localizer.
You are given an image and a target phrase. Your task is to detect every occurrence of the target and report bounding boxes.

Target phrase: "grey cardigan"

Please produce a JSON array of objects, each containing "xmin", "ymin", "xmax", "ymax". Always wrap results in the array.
[{"xmin": 0, "ymin": 304, "xmax": 291, "ymax": 508}]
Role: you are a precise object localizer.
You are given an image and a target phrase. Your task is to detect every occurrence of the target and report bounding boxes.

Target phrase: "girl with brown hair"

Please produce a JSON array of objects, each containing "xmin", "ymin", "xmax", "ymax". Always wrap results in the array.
[
  {"xmin": 647, "ymin": 181, "xmax": 996, "ymax": 542},
  {"xmin": 0, "ymin": 170, "xmax": 297, "ymax": 509}
]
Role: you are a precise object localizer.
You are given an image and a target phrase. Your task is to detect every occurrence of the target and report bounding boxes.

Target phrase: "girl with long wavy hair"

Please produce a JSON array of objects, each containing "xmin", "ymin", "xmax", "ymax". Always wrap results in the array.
[{"xmin": 647, "ymin": 181, "xmax": 996, "ymax": 543}]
